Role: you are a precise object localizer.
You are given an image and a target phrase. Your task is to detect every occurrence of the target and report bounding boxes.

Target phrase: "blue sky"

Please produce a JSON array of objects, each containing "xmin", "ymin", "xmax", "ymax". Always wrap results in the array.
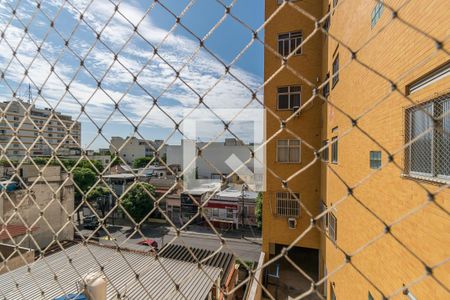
[{"xmin": 0, "ymin": 0, "xmax": 264, "ymax": 149}]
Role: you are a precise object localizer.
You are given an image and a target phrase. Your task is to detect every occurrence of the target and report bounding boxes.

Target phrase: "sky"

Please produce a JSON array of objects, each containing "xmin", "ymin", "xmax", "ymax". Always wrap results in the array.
[{"xmin": 0, "ymin": 0, "xmax": 264, "ymax": 149}]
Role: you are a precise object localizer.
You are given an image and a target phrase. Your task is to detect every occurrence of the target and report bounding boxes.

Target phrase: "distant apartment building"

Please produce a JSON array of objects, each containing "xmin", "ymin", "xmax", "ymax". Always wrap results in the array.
[
  {"xmin": 166, "ymin": 138, "xmax": 254, "ymax": 182},
  {"xmin": 264, "ymin": 0, "xmax": 449, "ymax": 299},
  {"xmin": 109, "ymin": 136, "xmax": 166, "ymax": 164},
  {"xmin": 0, "ymin": 165, "xmax": 74, "ymax": 249},
  {"xmin": 0, "ymin": 99, "xmax": 81, "ymax": 159}
]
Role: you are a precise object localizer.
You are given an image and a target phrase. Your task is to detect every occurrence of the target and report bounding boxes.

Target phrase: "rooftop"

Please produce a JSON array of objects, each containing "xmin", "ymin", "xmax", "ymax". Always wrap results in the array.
[{"xmin": 0, "ymin": 243, "xmax": 222, "ymax": 300}]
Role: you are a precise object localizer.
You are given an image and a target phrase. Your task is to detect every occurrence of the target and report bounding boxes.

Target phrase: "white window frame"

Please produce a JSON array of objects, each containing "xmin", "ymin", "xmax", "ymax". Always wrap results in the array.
[
  {"xmin": 276, "ymin": 192, "xmax": 300, "ymax": 217},
  {"xmin": 278, "ymin": 31, "xmax": 302, "ymax": 57},
  {"xmin": 277, "ymin": 85, "xmax": 301, "ymax": 110},
  {"xmin": 276, "ymin": 139, "xmax": 301, "ymax": 163},
  {"xmin": 405, "ymin": 94, "xmax": 450, "ymax": 182}
]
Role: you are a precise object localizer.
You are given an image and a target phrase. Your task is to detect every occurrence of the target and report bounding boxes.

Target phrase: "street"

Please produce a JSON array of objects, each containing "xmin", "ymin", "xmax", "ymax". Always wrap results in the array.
[{"xmin": 77, "ymin": 222, "xmax": 262, "ymax": 262}]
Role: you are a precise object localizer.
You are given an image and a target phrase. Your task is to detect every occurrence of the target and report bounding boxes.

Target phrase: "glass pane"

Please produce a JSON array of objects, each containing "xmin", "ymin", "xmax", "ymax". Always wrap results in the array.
[
  {"xmin": 290, "ymin": 86, "xmax": 301, "ymax": 92},
  {"xmin": 278, "ymin": 147, "xmax": 289, "ymax": 162},
  {"xmin": 290, "ymin": 147, "xmax": 300, "ymax": 162},
  {"xmin": 278, "ymin": 87, "xmax": 289, "ymax": 93},
  {"xmin": 278, "ymin": 94, "xmax": 289, "ymax": 109},
  {"xmin": 291, "ymin": 94, "xmax": 301, "ymax": 108},
  {"xmin": 410, "ymin": 105, "xmax": 433, "ymax": 174}
]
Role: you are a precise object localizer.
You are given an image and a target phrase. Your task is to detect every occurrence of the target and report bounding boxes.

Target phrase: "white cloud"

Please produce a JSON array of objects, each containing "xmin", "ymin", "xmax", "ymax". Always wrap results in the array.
[{"xmin": 0, "ymin": 0, "xmax": 263, "ymax": 146}]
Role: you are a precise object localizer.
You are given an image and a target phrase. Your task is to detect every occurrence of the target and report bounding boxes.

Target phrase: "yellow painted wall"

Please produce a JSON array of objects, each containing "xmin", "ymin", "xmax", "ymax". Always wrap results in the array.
[{"xmin": 264, "ymin": 0, "xmax": 449, "ymax": 299}]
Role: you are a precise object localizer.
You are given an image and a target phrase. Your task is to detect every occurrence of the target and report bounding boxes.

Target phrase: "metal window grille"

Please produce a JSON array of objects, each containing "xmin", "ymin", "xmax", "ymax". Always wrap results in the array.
[
  {"xmin": 278, "ymin": 31, "xmax": 302, "ymax": 56},
  {"xmin": 277, "ymin": 85, "xmax": 301, "ymax": 110},
  {"xmin": 322, "ymin": 140, "xmax": 329, "ymax": 162},
  {"xmin": 276, "ymin": 192, "xmax": 300, "ymax": 217},
  {"xmin": 332, "ymin": 54, "xmax": 340, "ymax": 87},
  {"xmin": 405, "ymin": 93, "xmax": 450, "ymax": 181},
  {"xmin": 277, "ymin": 139, "xmax": 301, "ymax": 163},
  {"xmin": 331, "ymin": 136, "xmax": 339, "ymax": 163},
  {"xmin": 328, "ymin": 212, "xmax": 337, "ymax": 243}
]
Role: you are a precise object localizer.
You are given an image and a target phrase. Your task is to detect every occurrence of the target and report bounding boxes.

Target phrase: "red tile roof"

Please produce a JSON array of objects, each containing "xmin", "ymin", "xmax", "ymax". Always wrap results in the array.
[{"xmin": 0, "ymin": 224, "xmax": 37, "ymax": 241}]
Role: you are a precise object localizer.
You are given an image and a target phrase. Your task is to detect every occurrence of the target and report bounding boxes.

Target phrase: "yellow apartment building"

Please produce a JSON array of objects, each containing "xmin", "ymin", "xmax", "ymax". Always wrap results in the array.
[
  {"xmin": 0, "ymin": 99, "xmax": 81, "ymax": 159},
  {"xmin": 264, "ymin": 0, "xmax": 449, "ymax": 299}
]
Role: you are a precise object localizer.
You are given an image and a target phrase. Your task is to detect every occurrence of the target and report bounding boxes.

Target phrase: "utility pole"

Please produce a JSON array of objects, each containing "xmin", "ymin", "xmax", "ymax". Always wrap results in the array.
[{"xmin": 240, "ymin": 183, "xmax": 248, "ymax": 230}]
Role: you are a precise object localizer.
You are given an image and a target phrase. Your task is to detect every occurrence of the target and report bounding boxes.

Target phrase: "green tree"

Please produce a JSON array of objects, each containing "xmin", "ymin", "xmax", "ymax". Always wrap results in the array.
[
  {"xmin": 121, "ymin": 183, "xmax": 155, "ymax": 222},
  {"xmin": 132, "ymin": 157, "xmax": 153, "ymax": 168},
  {"xmin": 88, "ymin": 186, "xmax": 110, "ymax": 217},
  {"xmin": 72, "ymin": 167, "xmax": 97, "ymax": 201},
  {"xmin": 255, "ymin": 192, "xmax": 263, "ymax": 228}
]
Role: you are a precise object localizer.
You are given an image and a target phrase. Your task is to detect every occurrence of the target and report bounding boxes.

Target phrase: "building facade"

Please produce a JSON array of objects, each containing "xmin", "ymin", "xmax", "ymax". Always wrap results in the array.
[
  {"xmin": 109, "ymin": 136, "xmax": 166, "ymax": 164},
  {"xmin": 0, "ymin": 99, "xmax": 81, "ymax": 159},
  {"xmin": 264, "ymin": 0, "xmax": 449, "ymax": 299},
  {"xmin": 0, "ymin": 165, "xmax": 74, "ymax": 249}
]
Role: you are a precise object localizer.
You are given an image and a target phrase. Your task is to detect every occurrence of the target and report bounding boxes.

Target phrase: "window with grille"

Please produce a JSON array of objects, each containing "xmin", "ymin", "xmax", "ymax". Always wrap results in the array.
[
  {"xmin": 323, "ymin": 73, "xmax": 330, "ymax": 97},
  {"xmin": 277, "ymin": 139, "xmax": 301, "ymax": 163},
  {"xmin": 405, "ymin": 94, "xmax": 450, "ymax": 181},
  {"xmin": 329, "ymin": 212, "xmax": 337, "ymax": 243},
  {"xmin": 277, "ymin": 86, "xmax": 301, "ymax": 110},
  {"xmin": 322, "ymin": 140, "xmax": 329, "ymax": 161},
  {"xmin": 370, "ymin": 151, "xmax": 382, "ymax": 169},
  {"xmin": 226, "ymin": 208, "xmax": 234, "ymax": 219},
  {"xmin": 331, "ymin": 137, "xmax": 338, "ymax": 163},
  {"xmin": 278, "ymin": 31, "xmax": 302, "ymax": 56},
  {"xmin": 371, "ymin": 1, "xmax": 384, "ymax": 28},
  {"xmin": 320, "ymin": 201, "xmax": 328, "ymax": 229},
  {"xmin": 332, "ymin": 55, "xmax": 339, "ymax": 87},
  {"xmin": 276, "ymin": 192, "xmax": 300, "ymax": 217}
]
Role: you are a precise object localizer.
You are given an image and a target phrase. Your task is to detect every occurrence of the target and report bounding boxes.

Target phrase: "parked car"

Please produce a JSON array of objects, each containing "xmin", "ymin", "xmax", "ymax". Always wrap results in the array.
[
  {"xmin": 138, "ymin": 239, "xmax": 158, "ymax": 250},
  {"xmin": 83, "ymin": 215, "xmax": 99, "ymax": 230}
]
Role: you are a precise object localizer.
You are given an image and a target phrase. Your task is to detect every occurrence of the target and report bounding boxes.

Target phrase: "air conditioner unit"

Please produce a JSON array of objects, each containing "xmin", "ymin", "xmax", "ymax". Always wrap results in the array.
[
  {"xmin": 288, "ymin": 218, "xmax": 297, "ymax": 229},
  {"xmin": 292, "ymin": 105, "xmax": 300, "ymax": 118}
]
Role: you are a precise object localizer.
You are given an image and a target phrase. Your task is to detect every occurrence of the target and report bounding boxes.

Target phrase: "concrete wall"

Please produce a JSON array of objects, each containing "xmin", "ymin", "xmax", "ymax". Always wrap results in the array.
[
  {"xmin": 0, "ymin": 243, "xmax": 34, "ymax": 274},
  {"xmin": 263, "ymin": 0, "xmax": 323, "ymax": 254},
  {"xmin": 264, "ymin": 0, "xmax": 449, "ymax": 299},
  {"xmin": 1, "ymin": 168, "xmax": 75, "ymax": 250},
  {"xmin": 321, "ymin": 0, "xmax": 449, "ymax": 299}
]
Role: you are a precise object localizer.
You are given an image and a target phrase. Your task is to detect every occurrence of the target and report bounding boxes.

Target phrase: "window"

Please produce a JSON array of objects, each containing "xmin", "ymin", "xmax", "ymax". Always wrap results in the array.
[
  {"xmin": 371, "ymin": 1, "xmax": 384, "ymax": 28},
  {"xmin": 370, "ymin": 151, "xmax": 382, "ymax": 169},
  {"xmin": 277, "ymin": 139, "xmax": 301, "ymax": 163},
  {"xmin": 212, "ymin": 208, "xmax": 219, "ymax": 218},
  {"xmin": 277, "ymin": 86, "xmax": 301, "ymax": 110},
  {"xmin": 330, "ymin": 284, "xmax": 336, "ymax": 300},
  {"xmin": 276, "ymin": 192, "xmax": 300, "ymax": 217},
  {"xmin": 323, "ymin": 5, "xmax": 330, "ymax": 32},
  {"xmin": 333, "ymin": 0, "xmax": 338, "ymax": 8},
  {"xmin": 226, "ymin": 208, "xmax": 233, "ymax": 219},
  {"xmin": 13, "ymin": 116, "xmax": 19, "ymax": 121},
  {"xmin": 331, "ymin": 137, "xmax": 338, "ymax": 163},
  {"xmin": 405, "ymin": 95, "xmax": 449, "ymax": 180},
  {"xmin": 321, "ymin": 140, "xmax": 329, "ymax": 161},
  {"xmin": 329, "ymin": 212, "xmax": 337, "ymax": 243},
  {"xmin": 332, "ymin": 55, "xmax": 339, "ymax": 87},
  {"xmin": 323, "ymin": 73, "xmax": 330, "ymax": 97},
  {"xmin": 278, "ymin": 31, "xmax": 302, "ymax": 56},
  {"xmin": 368, "ymin": 291, "xmax": 374, "ymax": 300},
  {"xmin": 320, "ymin": 201, "xmax": 328, "ymax": 229},
  {"xmin": 276, "ymin": 0, "xmax": 297, "ymax": 4}
]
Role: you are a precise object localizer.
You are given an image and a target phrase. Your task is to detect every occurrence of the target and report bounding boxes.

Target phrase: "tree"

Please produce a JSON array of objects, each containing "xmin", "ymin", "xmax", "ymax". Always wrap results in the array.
[
  {"xmin": 88, "ymin": 186, "xmax": 110, "ymax": 217},
  {"xmin": 72, "ymin": 167, "xmax": 97, "ymax": 201},
  {"xmin": 255, "ymin": 192, "xmax": 263, "ymax": 228},
  {"xmin": 121, "ymin": 183, "xmax": 155, "ymax": 223},
  {"xmin": 132, "ymin": 157, "xmax": 153, "ymax": 168}
]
